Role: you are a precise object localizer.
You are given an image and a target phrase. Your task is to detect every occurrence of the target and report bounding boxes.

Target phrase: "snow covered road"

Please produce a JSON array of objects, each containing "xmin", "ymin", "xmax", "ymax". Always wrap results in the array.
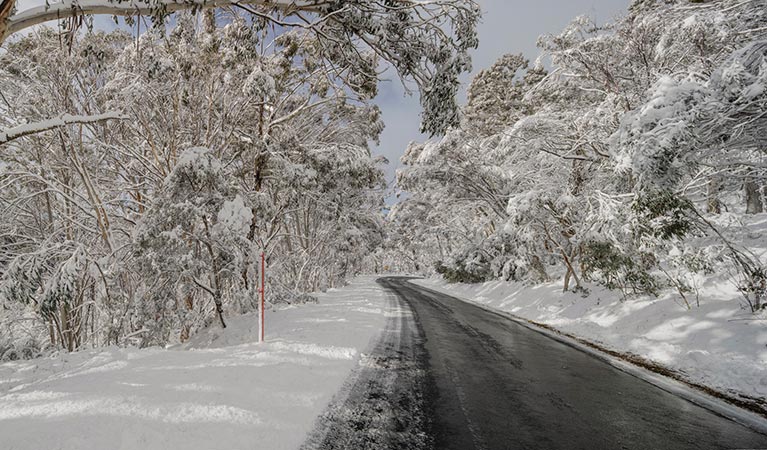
[{"xmin": 0, "ymin": 277, "xmax": 391, "ymax": 450}]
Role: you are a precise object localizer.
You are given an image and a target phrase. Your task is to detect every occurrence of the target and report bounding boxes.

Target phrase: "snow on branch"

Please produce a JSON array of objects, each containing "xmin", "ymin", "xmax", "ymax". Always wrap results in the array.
[
  {"xmin": 1, "ymin": 0, "xmax": 321, "ymax": 42},
  {"xmin": 0, "ymin": 111, "xmax": 127, "ymax": 145}
]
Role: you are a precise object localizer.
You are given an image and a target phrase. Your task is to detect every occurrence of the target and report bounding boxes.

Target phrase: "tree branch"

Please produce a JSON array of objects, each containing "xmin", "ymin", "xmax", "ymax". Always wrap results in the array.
[
  {"xmin": 2, "ymin": 0, "xmax": 326, "ymax": 42},
  {"xmin": 0, "ymin": 112, "xmax": 127, "ymax": 145}
]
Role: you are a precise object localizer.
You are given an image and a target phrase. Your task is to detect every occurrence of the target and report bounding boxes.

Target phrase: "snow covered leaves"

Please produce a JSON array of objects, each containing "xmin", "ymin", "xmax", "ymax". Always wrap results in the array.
[
  {"xmin": 134, "ymin": 148, "xmax": 250, "ymax": 334},
  {"xmin": 216, "ymin": 196, "xmax": 253, "ymax": 240},
  {"xmin": 3, "ymin": 0, "xmax": 480, "ymax": 135}
]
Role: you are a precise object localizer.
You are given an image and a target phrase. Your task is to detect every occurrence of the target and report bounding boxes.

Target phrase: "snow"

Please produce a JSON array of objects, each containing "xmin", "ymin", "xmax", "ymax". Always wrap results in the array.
[
  {"xmin": 0, "ymin": 276, "xmax": 391, "ymax": 450},
  {"xmin": 0, "ymin": 112, "xmax": 126, "ymax": 144},
  {"xmin": 412, "ymin": 274, "xmax": 767, "ymax": 402},
  {"xmin": 175, "ymin": 146, "xmax": 221, "ymax": 172},
  {"xmin": 243, "ymin": 66, "xmax": 277, "ymax": 99},
  {"xmin": 216, "ymin": 195, "xmax": 253, "ymax": 238}
]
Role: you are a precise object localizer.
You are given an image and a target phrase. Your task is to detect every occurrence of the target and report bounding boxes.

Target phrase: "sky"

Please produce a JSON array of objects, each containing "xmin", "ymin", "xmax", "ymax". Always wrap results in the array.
[{"xmin": 373, "ymin": 0, "xmax": 632, "ymax": 196}]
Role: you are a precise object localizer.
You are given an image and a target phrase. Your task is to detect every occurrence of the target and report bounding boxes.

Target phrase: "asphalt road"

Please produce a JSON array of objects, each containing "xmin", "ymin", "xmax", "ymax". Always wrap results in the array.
[{"xmin": 306, "ymin": 277, "xmax": 767, "ymax": 450}]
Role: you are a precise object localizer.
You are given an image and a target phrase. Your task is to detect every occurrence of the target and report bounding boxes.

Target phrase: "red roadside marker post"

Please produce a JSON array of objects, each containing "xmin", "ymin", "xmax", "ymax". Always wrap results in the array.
[{"xmin": 259, "ymin": 251, "xmax": 265, "ymax": 343}]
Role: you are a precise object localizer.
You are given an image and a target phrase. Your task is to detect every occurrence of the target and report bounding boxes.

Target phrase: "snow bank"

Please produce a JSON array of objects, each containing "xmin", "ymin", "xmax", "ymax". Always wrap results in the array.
[
  {"xmin": 0, "ymin": 276, "xmax": 391, "ymax": 450},
  {"xmin": 412, "ymin": 276, "xmax": 767, "ymax": 403}
]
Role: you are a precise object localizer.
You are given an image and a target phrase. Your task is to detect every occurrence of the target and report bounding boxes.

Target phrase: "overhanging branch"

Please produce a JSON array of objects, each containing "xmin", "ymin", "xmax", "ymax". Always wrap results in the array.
[
  {"xmin": 0, "ymin": 111, "xmax": 128, "ymax": 145},
  {"xmin": 2, "ymin": 0, "xmax": 326, "ymax": 42}
]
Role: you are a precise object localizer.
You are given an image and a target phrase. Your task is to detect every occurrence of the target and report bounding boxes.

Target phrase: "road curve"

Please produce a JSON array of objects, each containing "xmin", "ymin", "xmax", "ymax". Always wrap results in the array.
[{"xmin": 307, "ymin": 277, "xmax": 767, "ymax": 450}]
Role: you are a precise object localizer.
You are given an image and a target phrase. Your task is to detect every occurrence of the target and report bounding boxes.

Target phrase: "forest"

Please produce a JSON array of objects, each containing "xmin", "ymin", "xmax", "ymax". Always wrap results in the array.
[
  {"xmin": 1, "ymin": 0, "xmax": 766, "ymax": 360},
  {"xmin": 385, "ymin": 0, "xmax": 767, "ymax": 312}
]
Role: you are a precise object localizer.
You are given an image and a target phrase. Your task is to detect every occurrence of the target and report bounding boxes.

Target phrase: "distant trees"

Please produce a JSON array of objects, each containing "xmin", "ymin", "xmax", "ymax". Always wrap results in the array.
[{"xmin": 393, "ymin": 0, "xmax": 767, "ymax": 309}]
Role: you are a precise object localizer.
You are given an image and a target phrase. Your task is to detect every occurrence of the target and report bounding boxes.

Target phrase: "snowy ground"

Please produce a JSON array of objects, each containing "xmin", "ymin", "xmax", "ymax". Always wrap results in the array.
[
  {"xmin": 412, "ymin": 273, "xmax": 767, "ymax": 406},
  {"xmin": 0, "ymin": 276, "xmax": 391, "ymax": 450}
]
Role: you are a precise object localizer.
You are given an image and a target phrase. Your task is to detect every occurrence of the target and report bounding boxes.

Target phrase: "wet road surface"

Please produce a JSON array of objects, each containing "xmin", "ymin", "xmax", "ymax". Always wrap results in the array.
[{"xmin": 306, "ymin": 277, "xmax": 767, "ymax": 450}]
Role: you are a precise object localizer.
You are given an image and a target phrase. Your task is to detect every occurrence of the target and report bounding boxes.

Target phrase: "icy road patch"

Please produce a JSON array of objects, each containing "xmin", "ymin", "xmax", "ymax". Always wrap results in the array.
[{"xmin": 0, "ymin": 277, "xmax": 390, "ymax": 450}]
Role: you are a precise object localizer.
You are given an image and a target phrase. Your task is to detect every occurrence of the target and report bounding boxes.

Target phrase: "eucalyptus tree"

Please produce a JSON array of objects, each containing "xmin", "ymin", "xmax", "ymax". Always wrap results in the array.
[
  {"xmin": 397, "ymin": 0, "xmax": 767, "ymax": 303},
  {"xmin": 2, "ymin": 0, "xmax": 480, "ymax": 136},
  {"xmin": 0, "ymin": 30, "xmax": 132, "ymax": 353},
  {"xmin": 0, "ymin": 8, "xmax": 392, "ymax": 353}
]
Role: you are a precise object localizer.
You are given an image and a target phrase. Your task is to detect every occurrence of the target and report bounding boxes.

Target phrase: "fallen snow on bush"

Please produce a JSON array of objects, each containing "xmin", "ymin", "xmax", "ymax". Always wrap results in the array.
[
  {"xmin": 412, "ymin": 274, "xmax": 767, "ymax": 402},
  {"xmin": 0, "ymin": 277, "xmax": 390, "ymax": 450}
]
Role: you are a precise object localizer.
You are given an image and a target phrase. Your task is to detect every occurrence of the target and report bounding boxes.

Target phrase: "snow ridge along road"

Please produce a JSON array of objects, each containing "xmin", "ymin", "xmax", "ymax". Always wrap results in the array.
[
  {"xmin": 311, "ymin": 277, "xmax": 767, "ymax": 450},
  {"xmin": 302, "ymin": 286, "xmax": 433, "ymax": 450}
]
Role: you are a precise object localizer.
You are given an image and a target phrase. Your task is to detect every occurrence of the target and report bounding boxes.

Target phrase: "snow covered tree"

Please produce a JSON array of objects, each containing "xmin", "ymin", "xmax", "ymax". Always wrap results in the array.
[
  {"xmin": 463, "ymin": 53, "xmax": 546, "ymax": 136},
  {"xmin": 133, "ymin": 147, "xmax": 248, "ymax": 336},
  {"xmin": 397, "ymin": 0, "xmax": 767, "ymax": 305},
  {"xmin": 0, "ymin": 14, "xmax": 390, "ymax": 352},
  {"xmin": 2, "ymin": 0, "xmax": 480, "ymax": 135},
  {"xmin": 0, "ymin": 29, "xmax": 133, "ymax": 353}
]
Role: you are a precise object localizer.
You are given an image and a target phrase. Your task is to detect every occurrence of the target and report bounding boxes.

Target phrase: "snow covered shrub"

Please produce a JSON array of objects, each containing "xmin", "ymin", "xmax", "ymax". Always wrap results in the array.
[
  {"xmin": 631, "ymin": 191, "xmax": 701, "ymax": 241},
  {"xmin": 0, "ymin": 337, "xmax": 42, "ymax": 361},
  {"xmin": 268, "ymin": 288, "xmax": 320, "ymax": 305},
  {"xmin": 0, "ymin": 257, "xmax": 43, "ymax": 308},
  {"xmin": 434, "ymin": 262, "xmax": 490, "ymax": 284},
  {"xmin": 659, "ymin": 247, "xmax": 714, "ymax": 308},
  {"xmin": 581, "ymin": 241, "xmax": 660, "ymax": 298},
  {"xmin": 434, "ymin": 245, "xmax": 495, "ymax": 284},
  {"xmin": 40, "ymin": 246, "xmax": 87, "ymax": 324},
  {"xmin": 737, "ymin": 267, "xmax": 767, "ymax": 312},
  {"xmin": 0, "ymin": 244, "xmax": 95, "ymax": 353}
]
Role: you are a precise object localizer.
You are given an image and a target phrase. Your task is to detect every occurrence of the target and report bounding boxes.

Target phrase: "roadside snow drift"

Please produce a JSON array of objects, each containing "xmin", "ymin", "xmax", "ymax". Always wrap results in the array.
[{"xmin": 0, "ymin": 277, "xmax": 391, "ymax": 450}]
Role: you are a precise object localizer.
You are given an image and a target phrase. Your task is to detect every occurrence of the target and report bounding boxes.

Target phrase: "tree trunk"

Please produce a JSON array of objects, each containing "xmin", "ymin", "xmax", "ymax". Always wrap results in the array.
[
  {"xmin": 48, "ymin": 319, "xmax": 56, "ymax": 348},
  {"xmin": 214, "ymin": 293, "xmax": 226, "ymax": 329},
  {"xmin": 530, "ymin": 254, "xmax": 549, "ymax": 282},
  {"xmin": 707, "ymin": 177, "xmax": 722, "ymax": 214},
  {"xmin": 202, "ymin": 217, "xmax": 227, "ymax": 328},
  {"xmin": 0, "ymin": 0, "xmax": 13, "ymax": 42},
  {"xmin": 560, "ymin": 248, "xmax": 581, "ymax": 292},
  {"xmin": 745, "ymin": 177, "xmax": 764, "ymax": 214},
  {"xmin": 60, "ymin": 303, "xmax": 73, "ymax": 352}
]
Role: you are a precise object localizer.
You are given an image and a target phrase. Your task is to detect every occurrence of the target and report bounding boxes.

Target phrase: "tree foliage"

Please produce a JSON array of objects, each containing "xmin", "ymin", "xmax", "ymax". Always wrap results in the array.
[
  {"xmin": 0, "ymin": 13, "xmax": 391, "ymax": 354},
  {"xmin": 390, "ymin": 0, "xmax": 767, "ymax": 310}
]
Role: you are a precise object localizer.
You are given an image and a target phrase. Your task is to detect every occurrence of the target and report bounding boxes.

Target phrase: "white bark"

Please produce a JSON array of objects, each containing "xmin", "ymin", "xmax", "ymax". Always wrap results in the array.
[
  {"xmin": 2, "ymin": 0, "xmax": 324, "ymax": 42},
  {"xmin": 0, "ymin": 112, "xmax": 127, "ymax": 145}
]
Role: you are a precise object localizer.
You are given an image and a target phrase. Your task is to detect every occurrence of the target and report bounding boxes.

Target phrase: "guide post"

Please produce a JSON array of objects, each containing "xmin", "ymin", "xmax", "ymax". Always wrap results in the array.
[{"xmin": 260, "ymin": 251, "xmax": 265, "ymax": 343}]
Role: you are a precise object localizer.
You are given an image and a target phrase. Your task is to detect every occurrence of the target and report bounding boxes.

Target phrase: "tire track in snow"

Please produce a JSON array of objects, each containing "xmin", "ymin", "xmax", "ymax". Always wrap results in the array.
[{"xmin": 301, "ymin": 289, "xmax": 434, "ymax": 450}]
